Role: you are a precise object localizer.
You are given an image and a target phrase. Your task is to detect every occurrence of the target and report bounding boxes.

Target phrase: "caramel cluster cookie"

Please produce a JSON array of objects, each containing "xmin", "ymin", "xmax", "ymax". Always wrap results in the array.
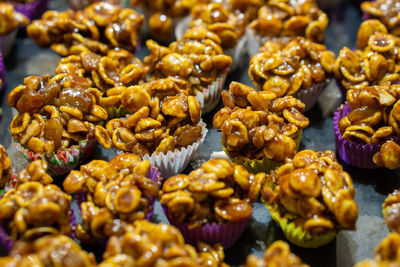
[
  {"xmin": 0, "ymin": 181, "xmax": 73, "ymax": 240},
  {"xmin": 0, "ymin": 235, "xmax": 96, "ymax": 266},
  {"xmin": 249, "ymin": 0, "xmax": 328, "ymax": 43},
  {"xmin": 99, "ymin": 220, "xmax": 228, "ymax": 267},
  {"xmin": 144, "ymin": 28, "xmax": 232, "ymax": 96},
  {"xmin": 361, "ymin": 0, "xmax": 400, "ymax": 36},
  {"xmin": 0, "ymin": 2, "xmax": 29, "ymax": 34},
  {"xmin": 213, "ymin": 82, "xmax": 309, "ymax": 162},
  {"xmin": 335, "ymin": 20, "xmax": 400, "ymax": 91},
  {"xmin": 8, "ymin": 74, "xmax": 107, "ymax": 154},
  {"xmin": 94, "ymin": 77, "xmax": 203, "ymax": 156},
  {"xmin": 339, "ymin": 84, "xmax": 400, "ymax": 145},
  {"xmin": 63, "ymin": 153, "xmax": 159, "ymax": 243},
  {"xmin": 0, "ymin": 145, "xmax": 12, "ymax": 189},
  {"xmin": 242, "ymin": 241, "xmax": 308, "ymax": 267},
  {"xmin": 262, "ymin": 150, "xmax": 358, "ymax": 234},
  {"xmin": 27, "ymin": 2, "xmax": 144, "ymax": 56},
  {"xmin": 249, "ymin": 37, "xmax": 334, "ymax": 96},
  {"xmin": 160, "ymin": 158, "xmax": 265, "ymax": 227}
]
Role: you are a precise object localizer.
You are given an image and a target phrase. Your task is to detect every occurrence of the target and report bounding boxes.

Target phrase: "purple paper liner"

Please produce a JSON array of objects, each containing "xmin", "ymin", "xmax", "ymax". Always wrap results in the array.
[
  {"xmin": 162, "ymin": 206, "xmax": 249, "ymax": 249},
  {"xmin": 70, "ymin": 208, "xmax": 76, "ymax": 239},
  {"xmin": 0, "ymin": 52, "xmax": 6, "ymax": 93},
  {"xmin": 334, "ymin": 104, "xmax": 400, "ymax": 169},
  {"xmin": 12, "ymin": 0, "xmax": 48, "ymax": 21}
]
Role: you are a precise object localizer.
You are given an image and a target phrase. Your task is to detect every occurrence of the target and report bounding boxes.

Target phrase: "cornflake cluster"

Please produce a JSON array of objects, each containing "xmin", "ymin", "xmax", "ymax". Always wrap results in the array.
[
  {"xmin": 262, "ymin": 150, "xmax": 358, "ymax": 234},
  {"xmin": 15, "ymin": 160, "xmax": 53, "ymax": 186},
  {"xmin": 63, "ymin": 154, "xmax": 159, "ymax": 243},
  {"xmin": 213, "ymin": 82, "xmax": 309, "ymax": 162},
  {"xmin": 94, "ymin": 77, "xmax": 203, "ymax": 156},
  {"xmin": 189, "ymin": 3, "xmax": 247, "ymax": 50},
  {"xmin": 0, "ymin": 181, "xmax": 73, "ymax": 240},
  {"xmin": 373, "ymin": 140, "xmax": 400, "ymax": 169},
  {"xmin": 383, "ymin": 190, "xmax": 400, "ymax": 232},
  {"xmin": 249, "ymin": 37, "xmax": 335, "ymax": 96},
  {"xmin": 0, "ymin": 235, "xmax": 96, "ymax": 266},
  {"xmin": 249, "ymin": 0, "xmax": 328, "ymax": 43},
  {"xmin": 361, "ymin": 0, "xmax": 400, "ymax": 36},
  {"xmin": 0, "ymin": 3, "xmax": 29, "ymax": 34},
  {"xmin": 339, "ymin": 84, "xmax": 400, "ymax": 144},
  {"xmin": 99, "ymin": 220, "xmax": 228, "ymax": 267},
  {"xmin": 335, "ymin": 20, "xmax": 400, "ymax": 91},
  {"xmin": 8, "ymin": 74, "xmax": 107, "ymax": 154},
  {"xmin": 160, "ymin": 159, "xmax": 265, "ymax": 227},
  {"xmin": 242, "ymin": 241, "xmax": 308, "ymax": 267},
  {"xmin": 144, "ymin": 28, "xmax": 232, "ymax": 96},
  {"xmin": 0, "ymin": 145, "xmax": 12, "ymax": 189},
  {"xmin": 56, "ymin": 49, "xmax": 148, "ymax": 93},
  {"xmin": 27, "ymin": 2, "xmax": 144, "ymax": 56}
]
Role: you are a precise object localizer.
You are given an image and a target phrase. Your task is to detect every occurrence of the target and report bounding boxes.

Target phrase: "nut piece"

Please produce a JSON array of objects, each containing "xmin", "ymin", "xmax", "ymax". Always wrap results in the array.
[
  {"xmin": 262, "ymin": 150, "xmax": 358, "ymax": 234},
  {"xmin": 160, "ymin": 158, "xmax": 265, "ymax": 227},
  {"xmin": 99, "ymin": 220, "xmax": 227, "ymax": 266},
  {"xmin": 63, "ymin": 154, "xmax": 159, "ymax": 243},
  {"xmin": 242, "ymin": 240, "xmax": 308, "ymax": 267},
  {"xmin": 0, "ymin": 235, "xmax": 96, "ymax": 266},
  {"xmin": 214, "ymin": 82, "xmax": 308, "ymax": 162}
]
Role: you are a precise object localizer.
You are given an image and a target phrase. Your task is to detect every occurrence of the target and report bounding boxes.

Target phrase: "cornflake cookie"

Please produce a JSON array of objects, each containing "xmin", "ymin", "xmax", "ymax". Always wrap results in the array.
[
  {"xmin": 0, "ymin": 145, "xmax": 12, "ymax": 189},
  {"xmin": 262, "ymin": 150, "xmax": 358, "ymax": 248},
  {"xmin": 361, "ymin": 0, "xmax": 400, "ymax": 36},
  {"xmin": 0, "ymin": 2, "xmax": 29, "ymax": 35},
  {"xmin": 242, "ymin": 240, "xmax": 308, "ymax": 267},
  {"xmin": 383, "ymin": 190, "xmax": 400, "ymax": 232},
  {"xmin": 0, "ymin": 235, "xmax": 96, "ymax": 266},
  {"xmin": 27, "ymin": 2, "xmax": 144, "ymax": 56},
  {"xmin": 63, "ymin": 153, "xmax": 159, "ymax": 244},
  {"xmin": 334, "ymin": 20, "xmax": 400, "ymax": 92},
  {"xmin": 214, "ymin": 82, "xmax": 308, "ymax": 171},
  {"xmin": 99, "ymin": 220, "xmax": 228, "ymax": 267}
]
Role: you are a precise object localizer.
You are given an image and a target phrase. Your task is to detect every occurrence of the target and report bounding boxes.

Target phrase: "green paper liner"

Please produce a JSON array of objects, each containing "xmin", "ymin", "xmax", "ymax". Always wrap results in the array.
[
  {"xmin": 265, "ymin": 203, "xmax": 338, "ymax": 248},
  {"xmin": 104, "ymin": 105, "xmax": 129, "ymax": 119},
  {"xmin": 13, "ymin": 131, "xmax": 96, "ymax": 176},
  {"xmin": 221, "ymin": 130, "xmax": 302, "ymax": 174}
]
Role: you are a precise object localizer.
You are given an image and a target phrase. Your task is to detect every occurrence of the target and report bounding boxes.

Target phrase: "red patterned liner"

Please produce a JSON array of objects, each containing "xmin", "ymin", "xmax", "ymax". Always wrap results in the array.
[
  {"xmin": 162, "ymin": 206, "xmax": 250, "ymax": 249},
  {"xmin": 334, "ymin": 104, "xmax": 400, "ymax": 168}
]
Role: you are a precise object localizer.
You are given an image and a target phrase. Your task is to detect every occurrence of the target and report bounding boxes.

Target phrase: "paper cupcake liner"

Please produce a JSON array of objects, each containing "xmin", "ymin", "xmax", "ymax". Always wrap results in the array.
[
  {"xmin": 334, "ymin": 104, "xmax": 400, "ymax": 169},
  {"xmin": 162, "ymin": 206, "xmax": 249, "ymax": 249},
  {"xmin": 13, "ymin": 132, "xmax": 96, "ymax": 176},
  {"xmin": 0, "ymin": 29, "xmax": 17, "ymax": 58},
  {"xmin": 114, "ymin": 121, "xmax": 208, "ymax": 179},
  {"xmin": 0, "ymin": 52, "xmax": 6, "ymax": 93},
  {"xmin": 12, "ymin": 0, "xmax": 48, "ymax": 21},
  {"xmin": 294, "ymin": 79, "xmax": 331, "ymax": 112},
  {"xmin": 266, "ymin": 203, "xmax": 338, "ymax": 248},
  {"xmin": 221, "ymin": 130, "xmax": 302, "ymax": 174},
  {"xmin": 175, "ymin": 16, "xmax": 247, "ymax": 72},
  {"xmin": 195, "ymin": 71, "xmax": 228, "ymax": 114},
  {"xmin": 246, "ymin": 28, "xmax": 292, "ymax": 56},
  {"xmin": 336, "ymin": 78, "xmax": 347, "ymax": 98}
]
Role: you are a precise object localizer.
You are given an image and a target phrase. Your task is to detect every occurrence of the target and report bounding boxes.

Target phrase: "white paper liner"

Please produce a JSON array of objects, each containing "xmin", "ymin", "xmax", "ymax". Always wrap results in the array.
[
  {"xmin": 0, "ymin": 29, "xmax": 17, "ymax": 58},
  {"xmin": 175, "ymin": 15, "xmax": 247, "ymax": 72},
  {"xmin": 246, "ymin": 28, "xmax": 291, "ymax": 56},
  {"xmin": 195, "ymin": 70, "xmax": 228, "ymax": 114},
  {"xmin": 115, "ymin": 121, "xmax": 208, "ymax": 178},
  {"xmin": 294, "ymin": 78, "xmax": 331, "ymax": 112}
]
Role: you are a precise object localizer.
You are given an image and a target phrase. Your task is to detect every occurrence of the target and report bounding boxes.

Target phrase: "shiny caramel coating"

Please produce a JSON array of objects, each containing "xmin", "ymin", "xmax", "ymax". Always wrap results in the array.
[
  {"xmin": 249, "ymin": 37, "xmax": 334, "ymax": 96},
  {"xmin": 262, "ymin": 150, "xmax": 358, "ymax": 234},
  {"xmin": 160, "ymin": 158, "xmax": 265, "ymax": 227},
  {"xmin": 0, "ymin": 235, "xmax": 97, "ymax": 266},
  {"xmin": 95, "ymin": 77, "xmax": 203, "ymax": 156},
  {"xmin": 242, "ymin": 240, "xmax": 308, "ymax": 267},
  {"xmin": 0, "ymin": 145, "xmax": 12, "ymax": 189},
  {"xmin": 340, "ymin": 84, "xmax": 400, "ymax": 145},
  {"xmin": 214, "ymin": 82, "xmax": 308, "ymax": 162},
  {"xmin": 99, "ymin": 220, "xmax": 228, "ymax": 267},
  {"xmin": 8, "ymin": 74, "xmax": 106, "ymax": 154},
  {"xmin": 361, "ymin": 0, "xmax": 400, "ymax": 36},
  {"xmin": 383, "ymin": 190, "xmax": 400, "ymax": 233},
  {"xmin": 16, "ymin": 160, "xmax": 53, "ymax": 186},
  {"xmin": 354, "ymin": 233, "xmax": 400, "ymax": 267},
  {"xmin": 335, "ymin": 20, "xmax": 400, "ymax": 92},
  {"xmin": 249, "ymin": 0, "xmax": 328, "ymax": 43},
  {"xmin": 0, "ymin": 3, "xmax": 29, "ymax": 34},
  {"xmin": 144, "ymin": 28, "xmax": 232, "ymax": 95},
  {"xmin": 0, "ymin": 182, "xmax": 72, "ymax": 241},
  {"xmin": 56, "ymin": 49, "xmax": 149, "ymax": 94},
  {"xmin": 27, "ymin": 2, "xmax": 144, "ymax": 56},
  {"xmin": 63, "ymin": 154, "xmax": 159, "ymax": 243},
  {"xmin": 373, "ymin": 141, "xmax": 400, "ymax": 169}
]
